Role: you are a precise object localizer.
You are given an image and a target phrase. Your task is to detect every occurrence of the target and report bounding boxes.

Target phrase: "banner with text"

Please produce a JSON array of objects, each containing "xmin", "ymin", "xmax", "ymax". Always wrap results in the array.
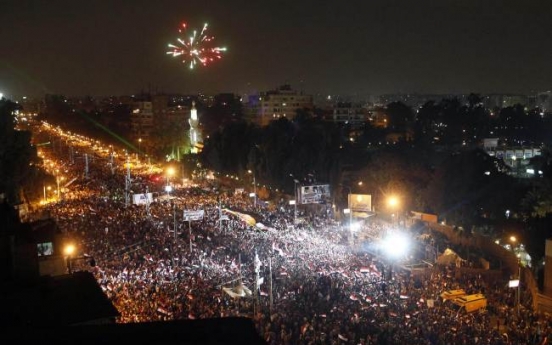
[
  {"xmin": 348, "ymin": 194, "xmax": 372, "ymax": 213},
  {"xmin": 133, "ymin": 193, "xmax": 153, "ymax": 206},
  {"xmin": 183, "ymin": 210, "xmax": 205, "ymax": 221},
  {"xmin": 299, "ymin": 184, "xmax": 331, "ymax": 204}
]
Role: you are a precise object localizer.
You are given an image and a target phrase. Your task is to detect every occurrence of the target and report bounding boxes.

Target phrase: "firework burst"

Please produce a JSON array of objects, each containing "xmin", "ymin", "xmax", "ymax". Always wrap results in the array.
[{"xmin": 166, "ymin": 22, "xmax": 227, "ymax": 69}]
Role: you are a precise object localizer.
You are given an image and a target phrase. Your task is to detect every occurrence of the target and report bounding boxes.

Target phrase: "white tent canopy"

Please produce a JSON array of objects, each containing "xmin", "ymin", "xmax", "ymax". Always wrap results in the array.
[
  {"xmin": 436, "ymin": 248, "xmax": 466, "ymax": 266},
  {"xmin": 222, "ymin": 283, "xmax": 253, "ymax": 299}
]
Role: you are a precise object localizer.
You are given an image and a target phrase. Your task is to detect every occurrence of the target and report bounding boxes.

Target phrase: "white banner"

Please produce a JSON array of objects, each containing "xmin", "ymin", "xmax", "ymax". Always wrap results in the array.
[
  {"xmin": 183, "ymin": 210, "xmax": 204, "ymax": 221},
  {"xmin": 133, "ymin": 193, "xmax": 153, "ymax": 205}
]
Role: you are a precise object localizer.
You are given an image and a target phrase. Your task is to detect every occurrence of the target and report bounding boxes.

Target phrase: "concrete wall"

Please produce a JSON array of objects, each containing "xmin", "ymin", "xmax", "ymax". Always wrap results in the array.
[{"xmin": 428, "ymin": 223, "xmax": 541, "ymax": 312}]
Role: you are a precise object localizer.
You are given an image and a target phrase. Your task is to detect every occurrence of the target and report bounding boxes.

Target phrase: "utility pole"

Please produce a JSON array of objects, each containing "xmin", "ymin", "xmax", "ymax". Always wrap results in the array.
[
  {"xmin": 517, "ymin": 261, "xmax": 521, "ymax": 316},
  {"xmin": 125, "ymin": 157, "xmax": 131, "ymax": 207},
  {"xmin": 110, "ymin": 152, "xmax": 114, "ymax": 174},
  {"xmin": 293, "ymin": 178, "xmax": 299, "ymax": 226},
  {"xmin": 145, "ymin": 185, "xmax": 151, "ymax": 218},
  {"xmin": 269, "ymin": 257, "xmax": 273, "ymax": 312},
  {"xmin": 253, "ymin": 174, "xmax": 257, "ymax": 208},
  {"xmin": 189, "ymin": 220, "xmax": 192, "ymax": 253},
  {"xmin": 69, "ymin": 146, "xmax": 74, "ymax": 164},
  {"xmin": 254, "ymin": 250, "xmax": 260, "ymax": 316},
  {"xmin": 173, "ymin": 202, "xmax": 177, "ymax": 241},
  {"xmin": 84, "ymin": 153, "xmax": 89, "ymax": 179},
  {"xmin": 218, "ymin": 197, "xmax": 222, "ymax": 232}
]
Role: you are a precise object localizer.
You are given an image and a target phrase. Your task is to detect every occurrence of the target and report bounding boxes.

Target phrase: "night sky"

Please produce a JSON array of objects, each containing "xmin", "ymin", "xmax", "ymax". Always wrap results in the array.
[{"xmin": 1, "ymin": 0, "xmax": 551, "ymax": 98}]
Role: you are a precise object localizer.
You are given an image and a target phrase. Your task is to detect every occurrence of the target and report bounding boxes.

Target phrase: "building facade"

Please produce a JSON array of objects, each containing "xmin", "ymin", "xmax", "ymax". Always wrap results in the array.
[
  {"xmin": 244, "ymin": 85, "xmax": 313, "ymax": 126},
  {"xmin": 130, "ymin": 101, "xmax": 154, "ymax": 139}
]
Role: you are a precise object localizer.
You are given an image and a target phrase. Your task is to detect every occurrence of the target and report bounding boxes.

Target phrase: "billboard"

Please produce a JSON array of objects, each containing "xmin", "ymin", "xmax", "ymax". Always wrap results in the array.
[
  {"xmin": 411, "ymin": 211, "xmax": 438, "ymax": 224},
  {"xmin": 299, "ymin": 184, "xmax": 331, "ymax": 204},
  {"xmin": 133, "ymin": 193, "xmax": 153, "ymax": 205},
  {"xmin": 348, "ymin": 194, "xmax": 372, "ymax": 213},
  {"xmin": 183, "ymin": 210, "xmax": 204, "ymax": 221}
]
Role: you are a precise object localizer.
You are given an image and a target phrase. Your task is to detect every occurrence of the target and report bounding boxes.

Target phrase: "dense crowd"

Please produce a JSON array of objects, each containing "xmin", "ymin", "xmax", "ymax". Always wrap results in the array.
[{"xmin": 40, "ymin": 147, "xmax": 552, "ymax": 345}]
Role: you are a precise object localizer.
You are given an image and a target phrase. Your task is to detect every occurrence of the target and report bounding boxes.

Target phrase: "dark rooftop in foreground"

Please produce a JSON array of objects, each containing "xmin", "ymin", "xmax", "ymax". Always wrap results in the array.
[
  {"xmin": 0, "ymin": 271, "xmax": 119, "ymax": 326},
  {"xmin": 2, "ymin": 317, "xmax": 266, "ymax": 345}
]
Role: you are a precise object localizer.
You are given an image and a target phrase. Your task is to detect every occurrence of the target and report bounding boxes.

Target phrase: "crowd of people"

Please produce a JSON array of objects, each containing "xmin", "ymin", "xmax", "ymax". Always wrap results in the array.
[{"xmin": 39, "ymin": 138, "xmax": 552, "ymax": 345}]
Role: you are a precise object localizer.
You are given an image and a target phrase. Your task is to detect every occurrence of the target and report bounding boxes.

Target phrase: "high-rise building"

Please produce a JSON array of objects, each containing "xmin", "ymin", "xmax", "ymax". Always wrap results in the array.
[
  {"xmin": 130, "ymin": 101, "xmax": 154, "ymax": 139},
  {"xmin": 244, "ymin": 85, "xmax": 313, "ymax": 126}
]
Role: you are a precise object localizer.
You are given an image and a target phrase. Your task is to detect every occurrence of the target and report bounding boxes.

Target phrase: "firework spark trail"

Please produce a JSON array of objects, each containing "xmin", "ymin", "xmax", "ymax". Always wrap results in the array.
[{"xmin": 166, "ymin": 22, "xmax": 227, "ymax": 69}]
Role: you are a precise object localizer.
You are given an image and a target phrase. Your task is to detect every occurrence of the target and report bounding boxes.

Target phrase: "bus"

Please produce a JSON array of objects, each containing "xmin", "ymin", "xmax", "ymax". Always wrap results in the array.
[
  {"xmin": 451, "ymin": 294, "xmax": 487, "ymax": 314},
  {"xmin": 440, "ymin": 289, "xmax": 466, "ymax": 302}
]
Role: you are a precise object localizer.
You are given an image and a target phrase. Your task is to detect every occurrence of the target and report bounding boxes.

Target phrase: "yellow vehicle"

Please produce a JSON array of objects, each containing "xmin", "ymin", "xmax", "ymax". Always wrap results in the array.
[
  {"xmin": 451, "ymin": 294, "xmax": 487, "ymax": 313},
  {"xmin": 440, "ymin": 289, "xmax": 466, "ymax": 301}
]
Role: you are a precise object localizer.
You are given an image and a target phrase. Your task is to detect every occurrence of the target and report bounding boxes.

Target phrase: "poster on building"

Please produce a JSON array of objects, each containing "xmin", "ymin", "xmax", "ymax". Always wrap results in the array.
[
  {"xmin": 183, "ymin": 210, "xmax": 205, "ymax": 221},
  {"xmin": 348, "ymin": 194, "xmax": 372, "ymax": 217},
  {"xmin": 133, "ymin": 193, "xmax": 153, "ymax": 205},
  {"xmin": 299, "ymin": 184, "xmax": 331, "ymax": 204}
]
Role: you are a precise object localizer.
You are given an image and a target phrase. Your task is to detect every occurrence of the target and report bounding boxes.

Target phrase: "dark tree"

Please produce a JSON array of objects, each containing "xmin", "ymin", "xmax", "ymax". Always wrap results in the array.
[{"xmin": 0, "ymin": 98, "xmax": 40, "ymax": 202}]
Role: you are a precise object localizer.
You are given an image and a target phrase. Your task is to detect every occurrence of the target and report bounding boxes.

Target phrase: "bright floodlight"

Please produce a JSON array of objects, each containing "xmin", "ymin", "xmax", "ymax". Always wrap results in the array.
[
  {"xmin": 289, "ymin": 200, "xmax": 296, "ymax": 205},
  {"xmin": 166, "ymin": 167, "xmax": 175, "ymax": 176},
  {"xmin": 387, "ymin": 196, "xmax": 399, "ymax": 207},
  {"xmin": 350, "ymin": 222, "xmax": 361, "ymax": 232},
  {"xmin": 165, "ymin": 185, "xmax": 173, "ymax": 193},
  {"xmin": 343, "ymin": 208, "xmax": 351, "ymax": 214},
  {"xmin": 249, "ymin": 192, "xmax": 256, "ymax": 197},
  {"xmin": 382, "ymin": 233, "xmax": 409, "ymax": 258},
  {"xmin": 510, "ymin": 236, "xmax": 517, "ymax": 243},
  {"xmin": 64, "ymin": 244, "xmax": 75, "ymax": 256}
]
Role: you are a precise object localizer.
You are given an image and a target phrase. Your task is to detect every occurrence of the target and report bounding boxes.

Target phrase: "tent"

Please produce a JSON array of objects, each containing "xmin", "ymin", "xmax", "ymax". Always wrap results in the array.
[
  {"xmin": 222, "ymin": 283, "xmax": 253, "ymax": 299},
  {"xmin": 436, "ymin": 248, "xmax": 465, "ymax": 266},
  {"xmin": 222, "ymin": 209, "xmax": 256, "ymax": 227}
]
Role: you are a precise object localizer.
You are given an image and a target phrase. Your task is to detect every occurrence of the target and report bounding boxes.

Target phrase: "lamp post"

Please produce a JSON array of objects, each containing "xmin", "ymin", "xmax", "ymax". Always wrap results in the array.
[
  {"xmin": 510, "ymin": 236, "xmax": 521, "ymax": 316},
  {"xmin": 342, "ymin": 185, "xmax": 352, "ymax": 223},
  {"xmin": 387, "ymin": 195, "xmax": 400, "ymax": 226},
  {"xmin": 56, "ymin": 175, "xmax": 64, "ymax": 201},
  {"xmin": 248, "ymin": 170, "xmax": 256, "ymax": 208},
  {"xmin": 166, "ymin": 167, "xmax": 175, "ymax": 198},
  {"xmin": 43, "ymin": 185, "xmax": 51, "ymax": 203},
  {"xmin": 517, "ymin": 259, "xmax": 521, "ymax": 316},
  {"xmin": 341, "ymin": 184, "xmax": 354, "ymax": 244},
  {"xmin": 64, "ymin": 244, "xmax": 75, "ymax": 274},
  {"xmin": 138, "ymin": 138, "xmax": 142, "ymax": 153},
  {"xmin": 289, "ymin": 200, "xmax": 296, "ymax": 226},
  {"xmin": 290, "ymin": 176, "xmax": 299, "ymax": 225}
]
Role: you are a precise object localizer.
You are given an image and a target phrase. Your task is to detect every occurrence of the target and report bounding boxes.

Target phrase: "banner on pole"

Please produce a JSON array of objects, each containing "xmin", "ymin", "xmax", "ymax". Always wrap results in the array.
[
  {"xmin": 348, "ymin": 194, "xmax": 372, "ymax": 212},
  {"xmin": 299, "ymin": 184, "xmax": 331, "ymax": 204},
  {"xmin": 133, "ymin": 193, "xmax": 153, "ymax": 205},
  {"xmin": 183, "ymin": 210, "xmax": 204, "ymax": 221}
]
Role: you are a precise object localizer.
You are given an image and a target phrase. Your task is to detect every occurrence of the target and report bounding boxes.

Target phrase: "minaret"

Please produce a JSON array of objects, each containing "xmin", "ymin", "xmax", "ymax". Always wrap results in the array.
[{"xmin": 189, "ymin": 101, "xmax": 202, "ymax": 153}]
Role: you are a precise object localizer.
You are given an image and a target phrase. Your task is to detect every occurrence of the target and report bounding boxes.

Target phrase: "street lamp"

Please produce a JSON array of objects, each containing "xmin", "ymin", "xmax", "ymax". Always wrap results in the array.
[
  {"xmin": 166, "ymin": 167, "xmax": 175, "ymax": 198},
  {"xmin": 510, "ymin": 236, "xmax": 521, "ymax": 315},
  {"xmin": 289, "ymin": 200, "xmax": 296, "ymax": 226},
  {"xmin": 56, "ymin": 175, "xmax": 65, "ymax": 201},
  {"xmin": 64, "ymin": 244, "xmax": 75, "ymax": 274},
  {"xmin": 290, "ymin": 175, "xmax": 299, "ymax": 225},
  {"xmin": 344, "ymin": 208, "xmax": 353, "ymax": 242},
  {"xmin": 341, "ymin": 184, "xmax": 353, "ymax": 224},
  {"xmin": 43, "ymin": 185, "xmax": 51, "ymax": 203},
  {"xmin": 387, "ymin": 195, "xmax": 400, "ymax": 226},
  {"xmin": 248, "ymin": 170, "xmax": 256, "ymax": 208},
  {"xmin": 138, "ymin": 138, "xmax": 142, "ymax": 152}
]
